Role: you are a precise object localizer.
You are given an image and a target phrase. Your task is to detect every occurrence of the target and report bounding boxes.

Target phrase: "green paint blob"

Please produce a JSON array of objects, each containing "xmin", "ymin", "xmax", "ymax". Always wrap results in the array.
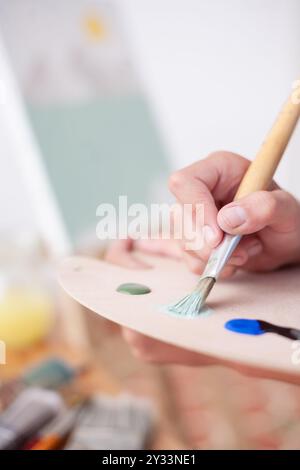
[{"xmin": 116, "ymin": 283, "xmax": 151, "ymax": 295}]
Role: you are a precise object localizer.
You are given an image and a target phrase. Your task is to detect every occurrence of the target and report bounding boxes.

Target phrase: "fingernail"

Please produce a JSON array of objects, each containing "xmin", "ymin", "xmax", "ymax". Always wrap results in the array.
[
  {"xmin": 202, "ymin": 225, "xmax": 219, "ymax": 247},
  {"xmin": 220, "ymin": 205, "xmax": 247, "ymax": 228},
  {"xmin": 248, "ymin": 242, "xmax": 262, "ymax": 257}
]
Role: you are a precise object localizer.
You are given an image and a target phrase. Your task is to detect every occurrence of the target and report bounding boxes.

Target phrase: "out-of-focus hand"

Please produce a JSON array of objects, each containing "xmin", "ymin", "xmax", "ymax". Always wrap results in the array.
[
  {"xmin": 169, "ymin": 151, "xmax": 300, "ymax": 278},
  {"xmin": 105, "ymin": 238, "xmax": 215, "ymax": 365}
]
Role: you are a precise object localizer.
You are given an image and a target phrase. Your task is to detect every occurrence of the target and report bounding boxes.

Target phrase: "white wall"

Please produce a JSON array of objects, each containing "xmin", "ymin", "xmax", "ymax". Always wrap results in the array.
[
  {"xmin": 0, "ymin": 124, "xmax": 35, "ymax": 235},
  {"xmin": 119, "ymin": 0, "xmax": 300, "ymax": 197},
  {"xmin": 0, "ymin": 38, "xmax": 70, "ymax": 253},
  {"xmin": 0, "ymin": 73, "xmax": 35, "ymax": 235}
]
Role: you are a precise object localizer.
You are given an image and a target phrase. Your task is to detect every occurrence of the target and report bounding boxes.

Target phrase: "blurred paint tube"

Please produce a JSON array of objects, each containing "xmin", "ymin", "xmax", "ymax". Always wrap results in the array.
[
  {"xmin": 0, "ymin": 387, "xmax": 64, "ymax": 450},
  {"xmin": 24, "ymin": 406, "xmax": 83, "ymax": 450},
  {"xmin": 65, "ymin": 394, "xmax": 154, "ymax": 450},
  {"xmin": 0, "ymin": 358, "xmax": 77, "ymax": 411},
  {"xmin": 22, "ymin": 357, "xmax": 77, "ymax": 388}
]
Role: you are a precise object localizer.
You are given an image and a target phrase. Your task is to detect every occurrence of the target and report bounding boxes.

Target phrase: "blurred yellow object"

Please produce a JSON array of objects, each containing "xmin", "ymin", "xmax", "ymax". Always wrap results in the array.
[
  {"xmin": 83, "ymin": 14, "xmax": 107, "ymax": 41},
  {"xmin": 0, "ymin": 288, "xmax": 54, "ymax": 350}
]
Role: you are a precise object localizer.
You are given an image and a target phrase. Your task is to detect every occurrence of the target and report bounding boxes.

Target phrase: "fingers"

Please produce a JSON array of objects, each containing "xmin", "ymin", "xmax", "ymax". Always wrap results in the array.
[
  {"xmin": 170, "ymin": 169, "xmax": 221, "ymax": 248},
  {"xmin": 105, "ymin": 238, "xmax": 183, "ymax": 269},
  {"xmin": 122, "ymin": 328, "xmax": 216, "ymax": 365},
  {"xmin": 218, "ymin": 189, "xmax": 300, "ymax": 235},
  {"xmin": 182, "ymin": 235, "xmax": 263, "ymax": 278},
  {"xmin": 169, "ymin": 151, "xmax": 251, "ymax": 250},
  {"xmin": 183, "ymin": 251, "xmax": 205, "ymax": 275},
  {"xmin": 135, "ymin": 239, "xmax": 182, "ymax": 260},
  {"xmin": 123, "ymin": 328, "xmax": 298, "ymax": 375},
  {"xmin": 105, "ymin": 239, "xmax": 150, "ymax": 269}
]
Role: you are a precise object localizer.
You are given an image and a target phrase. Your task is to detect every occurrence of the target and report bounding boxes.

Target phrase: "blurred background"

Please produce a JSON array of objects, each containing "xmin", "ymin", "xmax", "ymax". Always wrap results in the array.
[{"xmin": 0, "ymin": 0, "xmax": 300, "ymax": 450}]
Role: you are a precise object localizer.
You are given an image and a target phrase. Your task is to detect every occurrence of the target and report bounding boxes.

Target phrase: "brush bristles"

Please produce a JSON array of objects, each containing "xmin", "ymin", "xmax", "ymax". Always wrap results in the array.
[{"xmin": 167, "ymin": 277, "xmax": 215, "ymax": 318}]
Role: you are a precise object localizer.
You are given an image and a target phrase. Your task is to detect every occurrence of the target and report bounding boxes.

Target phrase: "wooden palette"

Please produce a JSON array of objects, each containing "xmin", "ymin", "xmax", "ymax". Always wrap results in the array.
[{"xmin": 59, "ymin": 255, "xmax": 300, "ymax": 381}]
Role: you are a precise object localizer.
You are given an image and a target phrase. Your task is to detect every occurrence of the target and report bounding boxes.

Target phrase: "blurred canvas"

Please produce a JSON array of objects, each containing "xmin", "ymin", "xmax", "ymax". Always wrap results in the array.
[{"xmin": 0, "ymin": 0, "xmax": 170, "ymax": 244}]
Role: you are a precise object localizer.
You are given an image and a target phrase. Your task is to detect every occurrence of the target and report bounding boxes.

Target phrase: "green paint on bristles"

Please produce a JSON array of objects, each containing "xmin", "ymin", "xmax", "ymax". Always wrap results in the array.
[{"xmin": 161, "ymin": 303, "xmax": 213, "ymax": 319}]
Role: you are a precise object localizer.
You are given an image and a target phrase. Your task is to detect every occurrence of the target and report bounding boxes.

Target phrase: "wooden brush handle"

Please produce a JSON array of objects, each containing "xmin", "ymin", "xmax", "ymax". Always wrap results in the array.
[{"xmin": 234, "ymin": 83, "xmax": 300, "ymax": 200}]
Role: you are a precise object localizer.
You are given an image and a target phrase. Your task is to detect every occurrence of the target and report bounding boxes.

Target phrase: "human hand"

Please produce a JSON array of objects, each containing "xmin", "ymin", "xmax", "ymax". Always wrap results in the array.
[{"xmin": 169, "ymin": 151, "xmax": 300, "ymax": 277}]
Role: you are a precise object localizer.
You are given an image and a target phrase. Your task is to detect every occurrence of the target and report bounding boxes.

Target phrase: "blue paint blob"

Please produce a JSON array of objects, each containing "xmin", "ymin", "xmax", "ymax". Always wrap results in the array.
[
  {"xmin": 225, "ymin": 318, "xmax": 300, "ymax": 341},
  {"xmin": 225, "ymin": 318, "xmax": 264, "ymax": 336}
]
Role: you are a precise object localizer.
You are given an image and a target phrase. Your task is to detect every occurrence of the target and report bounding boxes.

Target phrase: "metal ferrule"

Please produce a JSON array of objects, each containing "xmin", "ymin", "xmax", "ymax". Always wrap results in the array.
[{"xmin": 202, "ymin": 234, "xmax": 241, "ymax": 280}]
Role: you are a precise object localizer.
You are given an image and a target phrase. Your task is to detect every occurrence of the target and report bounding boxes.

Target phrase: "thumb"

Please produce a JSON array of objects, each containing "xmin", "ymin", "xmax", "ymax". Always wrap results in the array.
[{"xmin": 217, "ymin": 190, "xmax": 298, "ymax": 235}]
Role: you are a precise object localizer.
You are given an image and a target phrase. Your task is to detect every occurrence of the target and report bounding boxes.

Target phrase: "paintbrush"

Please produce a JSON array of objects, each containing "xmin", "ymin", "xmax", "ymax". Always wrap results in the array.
[
  {"xmin": 169, "ymin": 83, "xmax": 300, "ymax": 317},
  {"xmin": 225, "ymin": 318, "xmax": 300, "ymax": 341}
]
